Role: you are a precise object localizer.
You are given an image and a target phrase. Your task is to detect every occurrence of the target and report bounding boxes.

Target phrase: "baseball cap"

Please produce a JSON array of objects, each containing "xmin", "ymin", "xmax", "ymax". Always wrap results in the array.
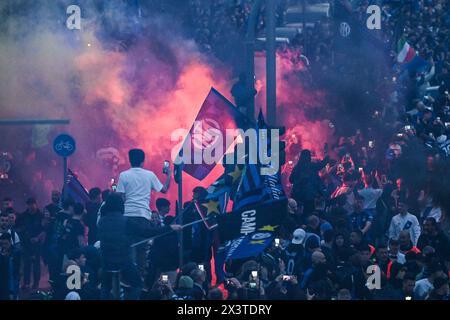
[{"xmin": 292, "ymin": 228, "xmax": 306, "ymax": 245}]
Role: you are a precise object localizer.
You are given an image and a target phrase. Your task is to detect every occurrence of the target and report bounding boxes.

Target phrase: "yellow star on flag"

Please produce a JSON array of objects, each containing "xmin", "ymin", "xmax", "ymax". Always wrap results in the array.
[
  {"xmin": 228, "ymin": 165, "xmax": 243, "ymax": 183},
  {"xmin": 250, "ymin": 240, "xmax": 265, "ymax": 245},
  {"xmin": 258, "ymin": 225, "xmax": 278, "ymax": 232},
  {"xmin": 201, "ymin": 200, "xmax": 220, "ymax": 215}
]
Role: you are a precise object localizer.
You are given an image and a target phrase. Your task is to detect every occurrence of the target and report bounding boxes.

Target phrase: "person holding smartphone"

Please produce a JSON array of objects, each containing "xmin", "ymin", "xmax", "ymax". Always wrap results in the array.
[
  {"xmin": 117, "ymin": 149, "xmax": 172, "ymax": 221},
  {"xmin": 116, "ymin": 149, "xmax": 181, "ymax": 277},
  {"xmin": 357, "ymin": 173, "xmax": 384, "ymax": 242}
]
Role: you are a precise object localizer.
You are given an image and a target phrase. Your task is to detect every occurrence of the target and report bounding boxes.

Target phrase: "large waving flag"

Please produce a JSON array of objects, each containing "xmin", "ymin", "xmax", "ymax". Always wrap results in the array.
[
  {"xmin": 232, "ymin": 111, "xmax": 286, "ymax": 211},
  {"xmin": 180, "ymin": 88, "xmax": 250, "ymax": 180}
]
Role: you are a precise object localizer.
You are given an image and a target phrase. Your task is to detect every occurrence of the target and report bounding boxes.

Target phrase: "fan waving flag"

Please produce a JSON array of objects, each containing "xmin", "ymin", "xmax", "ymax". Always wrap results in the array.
[{"xmin": 179, "ymin": 88, "xmax": 250, "ymax": 181}]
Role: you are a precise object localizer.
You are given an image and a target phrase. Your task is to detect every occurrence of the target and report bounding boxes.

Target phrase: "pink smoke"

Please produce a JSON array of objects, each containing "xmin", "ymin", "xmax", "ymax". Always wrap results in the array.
[
  {"xmin": 72, "ymin": 34, "xmax": 232, "ymax": 207},
  {"xmin": 255, "ymin": 48, "xmax": 335, "ymax": 192}
]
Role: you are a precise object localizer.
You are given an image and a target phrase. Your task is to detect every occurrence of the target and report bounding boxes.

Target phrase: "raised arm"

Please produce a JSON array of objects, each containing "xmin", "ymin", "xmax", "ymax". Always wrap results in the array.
[{"xmin": 160, "ymin": 166, "xmax": 172, "ymax": 194}]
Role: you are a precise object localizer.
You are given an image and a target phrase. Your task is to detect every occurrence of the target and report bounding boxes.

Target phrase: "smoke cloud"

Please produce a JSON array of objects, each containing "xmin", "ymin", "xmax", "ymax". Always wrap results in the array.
[
  {"xmin": 0, "ymin": 1, "xmax": 336, "ymax": 209},
  {"xmin": 0, "ymin": 1, "xmax": 231, "ymax": 207}
]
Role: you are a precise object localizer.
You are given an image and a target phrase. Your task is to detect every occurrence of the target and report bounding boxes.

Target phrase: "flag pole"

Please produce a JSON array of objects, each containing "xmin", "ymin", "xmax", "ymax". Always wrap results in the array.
[
  {"xmin": 266, "ymin": 0, "xmax": 277, "ymax": 126},
  {"xmin": 174, "ymin": 155, "xmax": 184, "ymax": 268},
  {"xmin": 63, "ymin": 157, "xmax": 68, "ymax": 201},
  {"xmin": 130, "ymin": 218, "xmax": 209, "ymax": 249}
]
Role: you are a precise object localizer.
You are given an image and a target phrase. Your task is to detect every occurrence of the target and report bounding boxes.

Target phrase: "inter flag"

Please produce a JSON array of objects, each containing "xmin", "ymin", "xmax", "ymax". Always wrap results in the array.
[
  {"xmin": 217, "ymin": 198, "xmax": 287, "ymax": 242},
  {"xmin": 232, "ymin": 164, "xmax": 264, "ymax": 210},
  {"xmin": 180, "ymin": 88, "xmax": 249, "ymax": 181},
  {"xmin": 225, "ymin": 229, "xmax": 276, "ymax": 261},
  {"xmin": 334, "ymin": 0, "xmax": 358, "ymax": 49},
  {"xmin": 232, "ymin": 111, "xmax": 286, "ymax": 211},
  {"xmin": 63, "ymin": 169, "xmax": 90, "ymax": 205},
  {"xmin": 214, "ymin": 229, "xmax": 277, "ymax": 283},
  {"xmin": 214, "ymin": 228, "xmax": 277, "ymax": 283}
]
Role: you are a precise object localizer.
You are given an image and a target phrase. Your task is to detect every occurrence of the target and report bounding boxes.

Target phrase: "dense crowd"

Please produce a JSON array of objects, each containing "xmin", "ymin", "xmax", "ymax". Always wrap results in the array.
[{"xmin": 1, "ymin": 0, "xmax": 450, "ymax": 300}]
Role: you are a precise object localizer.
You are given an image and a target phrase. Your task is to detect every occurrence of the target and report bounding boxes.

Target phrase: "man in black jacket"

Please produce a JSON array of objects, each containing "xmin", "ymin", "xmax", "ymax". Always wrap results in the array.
[
  {"xmin": 98, "ymin": 193, "xmax": 181, "ymax": 300},
  {"xmin": 289, "ymin": 149, "xmax": 328, "ymax": 215},
  {"xmin": 16, "ymin": 198, "xmax": 44, "ymax": 290},
  {"xmin": 148, "ymin": 214, "xmax": 179, "ymax": 288},
  {"xmin": 85, "ymin": 187, "xmax": 102, "ymax": 245},
  {"xmin": 190, "ymin": 267, "xmax": 207, "ymax": 300},
  {"xmin": 417, "ymin": 217, "xmax": 450, "ymax": 261}
]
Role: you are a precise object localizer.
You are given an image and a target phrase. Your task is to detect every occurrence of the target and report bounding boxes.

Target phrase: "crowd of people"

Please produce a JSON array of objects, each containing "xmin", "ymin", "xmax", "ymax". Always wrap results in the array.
[
  {"xmin": 1, "ymin": 0, "xmax": 450, "ymax": 300},
  {"xmin": 1, "ymin": 146, "xmax": 449, "ymax": 300}
]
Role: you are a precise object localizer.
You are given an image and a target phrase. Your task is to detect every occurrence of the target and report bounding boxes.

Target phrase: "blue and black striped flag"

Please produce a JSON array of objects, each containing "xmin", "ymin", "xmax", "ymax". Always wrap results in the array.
[{"xmin": 232, "ymin": 111, "xmax": 286, "ymax": 211}]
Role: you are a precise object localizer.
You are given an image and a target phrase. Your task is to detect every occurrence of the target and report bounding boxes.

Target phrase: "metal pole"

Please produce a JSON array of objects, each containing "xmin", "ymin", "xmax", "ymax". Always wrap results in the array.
[
  {"xmin": 176, "ymin": 163, "xmax": 184, "ymax": 268},
  {"xmin": 63, "ymin": 157, "xmax": 68, "ymax": 200},
  {"xmin": 130, "ymin": 217, "xmax": 206, "ymax": 249},
  {"xmin": 266, "ymin": 0, "xmax": 277, "ymax": 126},
  {"xmin": 245, "ymin": 0, "xmax": 264, "ymax": 122}
]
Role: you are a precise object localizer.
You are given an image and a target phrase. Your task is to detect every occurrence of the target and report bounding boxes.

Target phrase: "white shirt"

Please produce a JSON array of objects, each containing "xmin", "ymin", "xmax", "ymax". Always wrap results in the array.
[
  {"xmin": 414, "ymin": 278, "xmax": 433, "ymax": 299},
  {"xmin": 388, "ymin": 250, "xmax": 406, "ymax": 264},
  {"xmin": 358, "ymin": 188, "xmax": 383, "ymax": 210},
  {"xmin": 395, "ymin": 252, "xmax": 406, "ymax": 264},
  {"xmin": 388, "ymin": 212, "xmax": 421, "ymax": 246},
  {"xmin": 116, "ymin": 167, "xmax": 163, "ymax": 220}
]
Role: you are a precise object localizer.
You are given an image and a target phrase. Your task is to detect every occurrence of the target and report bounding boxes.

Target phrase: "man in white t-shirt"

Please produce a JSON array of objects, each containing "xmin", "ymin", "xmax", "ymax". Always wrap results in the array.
[
  {"xmin": 116, "ymin": 149, "xmax": 181, "ymax": 275},
  {"xmin": 357, "ymin": 175, "xmax": 383, "ymax": 212},
  {"xmin": 357, "ymin": 174, "xmax": 384, "ymax": 241},
  {"xmin": 117, "ymin": 149, "xmax": 171, "ymax": 219}
]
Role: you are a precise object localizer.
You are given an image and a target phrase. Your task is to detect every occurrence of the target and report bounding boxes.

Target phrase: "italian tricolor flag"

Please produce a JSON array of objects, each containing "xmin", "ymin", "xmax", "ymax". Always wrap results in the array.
[{"xmin": 397, "ymin": 38, "xmax": 416, "ymax": 63}]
